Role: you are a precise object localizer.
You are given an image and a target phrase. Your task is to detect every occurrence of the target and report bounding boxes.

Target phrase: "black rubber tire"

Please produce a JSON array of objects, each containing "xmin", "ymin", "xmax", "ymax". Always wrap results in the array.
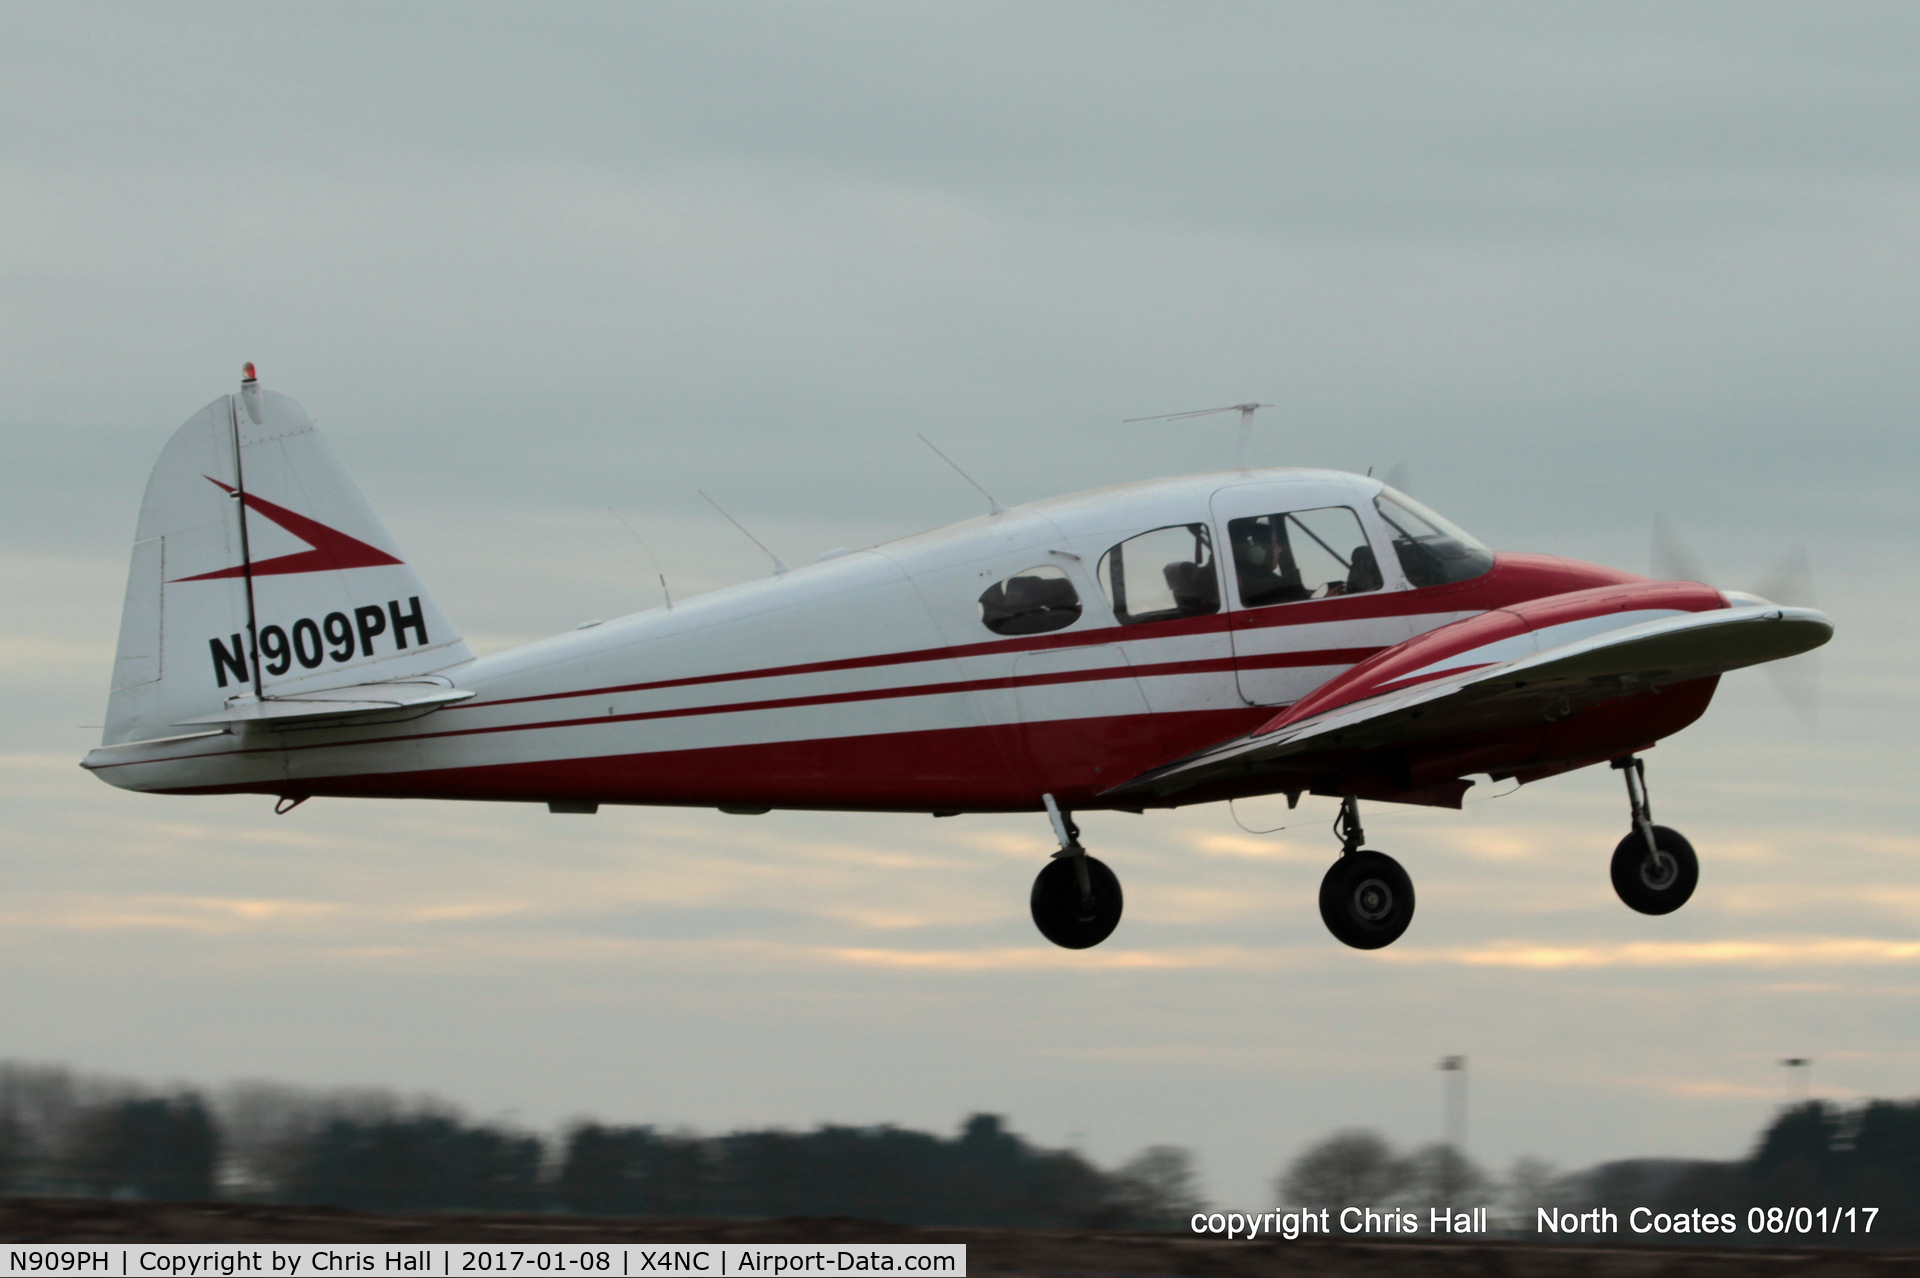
[
  {"xmin": 1030, "ymin": 855, "xmax": 1123, "ymax": 949},
  {"xmin": 1611, "ymin": 825, "xmax": 1698, "ymax": 915},
  {"xmin": 1319, "ymin": 850, "xmax": 1416, "ymax": 950}
]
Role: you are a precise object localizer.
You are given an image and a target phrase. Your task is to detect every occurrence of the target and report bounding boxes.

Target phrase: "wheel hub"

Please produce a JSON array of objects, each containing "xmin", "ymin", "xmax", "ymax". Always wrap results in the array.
[
  {"xmin": 1353, "ymin": 878, "xmax": 1393, "ymax": 922},
  {"xmin": 1639, "ymin": 850, "xmax": 1678, "ymax": 891}
]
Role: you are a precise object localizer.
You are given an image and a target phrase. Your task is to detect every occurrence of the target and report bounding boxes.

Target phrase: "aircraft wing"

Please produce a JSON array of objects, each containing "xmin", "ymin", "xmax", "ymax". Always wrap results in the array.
[{"xmin": 1107, "ymin": 590, "xmax": 1832, "ymax": 803}]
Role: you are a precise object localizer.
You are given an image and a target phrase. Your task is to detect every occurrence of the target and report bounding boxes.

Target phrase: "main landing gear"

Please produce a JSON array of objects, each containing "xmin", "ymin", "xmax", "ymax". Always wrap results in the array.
[
  {"xmin": 1030, "ymin": 794, "xmax": 1123, "ymax": 949},
  {"xmin": 1609, "ymin": 756, "xmax": 1698, "ymax": 915},
  {"xmin": 1319, "ymin": 795, "xmax": 1416, "ymax": 950}
]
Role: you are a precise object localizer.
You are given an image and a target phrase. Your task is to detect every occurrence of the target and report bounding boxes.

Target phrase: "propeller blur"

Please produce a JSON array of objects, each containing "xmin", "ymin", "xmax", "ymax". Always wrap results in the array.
[{"xmin": 1654, "ymin": 515, "xmax": 1823, "ymax": 728}]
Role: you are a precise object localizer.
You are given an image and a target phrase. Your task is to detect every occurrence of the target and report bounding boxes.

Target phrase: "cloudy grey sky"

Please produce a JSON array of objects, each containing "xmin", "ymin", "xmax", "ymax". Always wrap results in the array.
[{"xmin": 3, "ymin": 2, "xmax": 1918, "ymax": 1205}]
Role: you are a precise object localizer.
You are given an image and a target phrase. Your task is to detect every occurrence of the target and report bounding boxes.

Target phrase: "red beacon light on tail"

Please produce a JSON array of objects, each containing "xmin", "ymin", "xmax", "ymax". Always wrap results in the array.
[{"xmin": 239, "ymin": 362, "xmax": 263, "ymax": 424}]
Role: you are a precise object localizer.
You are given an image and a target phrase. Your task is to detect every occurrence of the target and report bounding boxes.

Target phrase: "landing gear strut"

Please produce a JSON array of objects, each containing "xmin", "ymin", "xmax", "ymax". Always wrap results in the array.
[
  {"xmin": 1030, "ymin": 794, "xmax": 1123, "ymax": 949},
  {"xmin": 1318, "ymin": 795, "xmax": 1415, "ymax": 950},
  {"xmin": 1609, "ymin": 756, "xmax": 1697, "ymax": 915}
]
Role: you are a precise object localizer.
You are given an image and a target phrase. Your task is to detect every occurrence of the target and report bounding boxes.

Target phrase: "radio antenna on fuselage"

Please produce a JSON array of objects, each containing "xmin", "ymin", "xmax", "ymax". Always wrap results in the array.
[
  {"xmin": 699, "ymin": 491, "xmax": 790, "ymax": 576},
  {"xmin": 606, "ymin": 505, "xmax": 673, "ymax": 609},
  {"xmin": 916, "ymin": 433, "xmax": 1005, "ymax": 515},
  {"xmin": 1124, "ymin": 402, "xmax": 1273, "ymax": 471}
]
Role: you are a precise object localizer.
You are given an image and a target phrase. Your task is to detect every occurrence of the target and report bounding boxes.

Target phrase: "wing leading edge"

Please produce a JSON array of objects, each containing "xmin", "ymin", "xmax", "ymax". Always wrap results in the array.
[{"xmin": 1107, "ymin": 585, "xmax": 1832, "ymax": 805}]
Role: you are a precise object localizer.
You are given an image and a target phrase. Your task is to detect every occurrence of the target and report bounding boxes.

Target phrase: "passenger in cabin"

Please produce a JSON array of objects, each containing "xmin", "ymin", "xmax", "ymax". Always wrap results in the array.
[
  {"xmin": 1098, "ymin": 524, "xmax": 1220, "ymax": 624},
  {"xmin": 1162, "ymin": 558, "xmax": 1219, "ymax": 614}
]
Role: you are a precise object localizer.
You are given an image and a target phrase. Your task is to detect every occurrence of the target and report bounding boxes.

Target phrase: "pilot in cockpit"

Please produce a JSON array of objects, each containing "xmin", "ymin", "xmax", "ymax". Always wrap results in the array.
[
  {"xmin": 1229, "ymin": 506, "xmax": 1388, "ymax": 604},
  {"xmin": 1230, "ymin": 516, "xmax": 1314, "ymax": 607}
]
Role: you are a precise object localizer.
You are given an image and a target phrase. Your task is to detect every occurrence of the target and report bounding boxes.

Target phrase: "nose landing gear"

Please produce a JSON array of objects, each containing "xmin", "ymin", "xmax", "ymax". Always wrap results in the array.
[
  {"xmin": 1030, "ymin": 794, "xmax": 1123, "ymax": 949},
  {"xmin": 1609, "ymin": 756, "xmax": 1698, "ymax": 915},
  {"xmin": 1319, "ymin": 795, "xmax": 1415, "ymax": 950}
]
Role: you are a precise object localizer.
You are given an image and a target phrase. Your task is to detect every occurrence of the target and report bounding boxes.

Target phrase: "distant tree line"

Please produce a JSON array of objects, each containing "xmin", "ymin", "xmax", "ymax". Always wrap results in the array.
[
  {"xmin": 0, "ymin": 1062, "xmax": 1199, "ymax": 1229},
  {"xmin": 1277, "ymin": 1129, "xmax": 1490, "ymax": 1216},
  {"xmin": 9, "ymin": 1059, "xmax": 1918, "ymax": 1243},
  {"xmin": 1278, "ymin": 1100, "xmax": 1920, "ymax": 1247},
  {"xmin": 1536, "ymin": 1100, "xmax": 1920, "ymax": 1246}
]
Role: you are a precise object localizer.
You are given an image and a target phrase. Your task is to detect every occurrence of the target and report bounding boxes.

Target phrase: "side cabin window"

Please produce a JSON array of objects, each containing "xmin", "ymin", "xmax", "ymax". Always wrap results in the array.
[
  {"xmin": 1098, "ymin": 523, "xmax": 1219, "ymax": 625},
  {"xmin": 1374, "ymin": 490, "xmax": 1494, "ymax": 588},
  {"xmin": 979, "ymin": 566, "xmax": 1083, "ymax": 636},
  {"xmin": 1227, "ymin": 506, "xmax": 1381, "ymax": 606}
]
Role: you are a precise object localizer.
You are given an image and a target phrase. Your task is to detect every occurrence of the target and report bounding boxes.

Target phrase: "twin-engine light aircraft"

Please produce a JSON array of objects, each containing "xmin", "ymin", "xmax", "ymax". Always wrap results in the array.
[{"xmin": 85, "ymin": 370, "xmax": 1833, "ymax": 951}]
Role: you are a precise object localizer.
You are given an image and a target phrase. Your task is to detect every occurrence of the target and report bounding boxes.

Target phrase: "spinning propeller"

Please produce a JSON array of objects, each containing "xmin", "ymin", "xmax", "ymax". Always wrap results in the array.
[{"xmin": 1652, "ymin": 515, "xmax": 1822, "ymax": 728}]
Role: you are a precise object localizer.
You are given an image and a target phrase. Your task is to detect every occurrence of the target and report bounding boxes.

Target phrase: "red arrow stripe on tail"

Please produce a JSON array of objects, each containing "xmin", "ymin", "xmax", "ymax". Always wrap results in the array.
[{"xmin": 171, "ymin": 476, "xmax": 404, "ymax": 581}]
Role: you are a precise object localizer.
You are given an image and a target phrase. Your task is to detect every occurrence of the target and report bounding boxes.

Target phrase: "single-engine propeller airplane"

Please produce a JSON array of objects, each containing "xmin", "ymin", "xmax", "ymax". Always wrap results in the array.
[{"xmin": 85, "ymin": 369, "xmax": 1834, "ymax": 951}]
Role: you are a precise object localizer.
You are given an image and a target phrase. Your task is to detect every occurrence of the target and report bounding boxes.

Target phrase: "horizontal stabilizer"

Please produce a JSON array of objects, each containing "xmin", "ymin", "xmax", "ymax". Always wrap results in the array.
[{"xmin": 175, "ymin": 681, "xmax": 475, "ymax": 726}]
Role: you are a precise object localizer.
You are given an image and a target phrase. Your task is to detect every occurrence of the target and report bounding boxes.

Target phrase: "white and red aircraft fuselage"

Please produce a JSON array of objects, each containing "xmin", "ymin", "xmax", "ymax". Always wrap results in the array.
[{"xmin": 85, "ymin": 373, "xmax": 1833, "ymax": 950}]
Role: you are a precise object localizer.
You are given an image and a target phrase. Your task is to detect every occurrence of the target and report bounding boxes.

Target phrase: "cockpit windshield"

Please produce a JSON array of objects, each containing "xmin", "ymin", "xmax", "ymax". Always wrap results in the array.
[{"xmin": 1373, "ymin": 488, "xmax": 1494, "ymax": 588}]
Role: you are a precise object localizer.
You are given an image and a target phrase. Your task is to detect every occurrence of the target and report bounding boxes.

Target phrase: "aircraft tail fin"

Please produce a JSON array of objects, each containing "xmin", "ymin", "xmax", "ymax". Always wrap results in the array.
[{"xmin": 103, "ymin": 371, "xmax": 473, "ymax": 746}]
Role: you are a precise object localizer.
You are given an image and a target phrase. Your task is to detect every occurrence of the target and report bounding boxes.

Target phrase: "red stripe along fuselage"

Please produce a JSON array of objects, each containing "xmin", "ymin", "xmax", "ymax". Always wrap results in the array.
[{"xmin": 97, "ymin": 533, "xmax": 1669, "ymax": 812}]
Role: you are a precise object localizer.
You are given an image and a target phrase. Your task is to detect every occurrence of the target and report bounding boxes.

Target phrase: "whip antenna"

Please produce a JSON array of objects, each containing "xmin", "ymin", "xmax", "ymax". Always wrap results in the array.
[
  {"xmin": 699, "ymin": 491, "xmax": 790, "ymax": 576},
  {"xmin": 607, "ymin": 505, "xmax": 673, "ymax": 609},
  {"xmin": 916, "ymin": 434, "xmax": 1004, "ymax": 515}
]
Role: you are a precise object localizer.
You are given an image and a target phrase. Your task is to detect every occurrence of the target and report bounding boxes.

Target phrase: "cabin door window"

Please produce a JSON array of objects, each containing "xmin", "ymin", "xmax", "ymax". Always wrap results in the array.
[{"xmin": 1209, "ymin": 485, "xmax": 1417, "ymax": 707}]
